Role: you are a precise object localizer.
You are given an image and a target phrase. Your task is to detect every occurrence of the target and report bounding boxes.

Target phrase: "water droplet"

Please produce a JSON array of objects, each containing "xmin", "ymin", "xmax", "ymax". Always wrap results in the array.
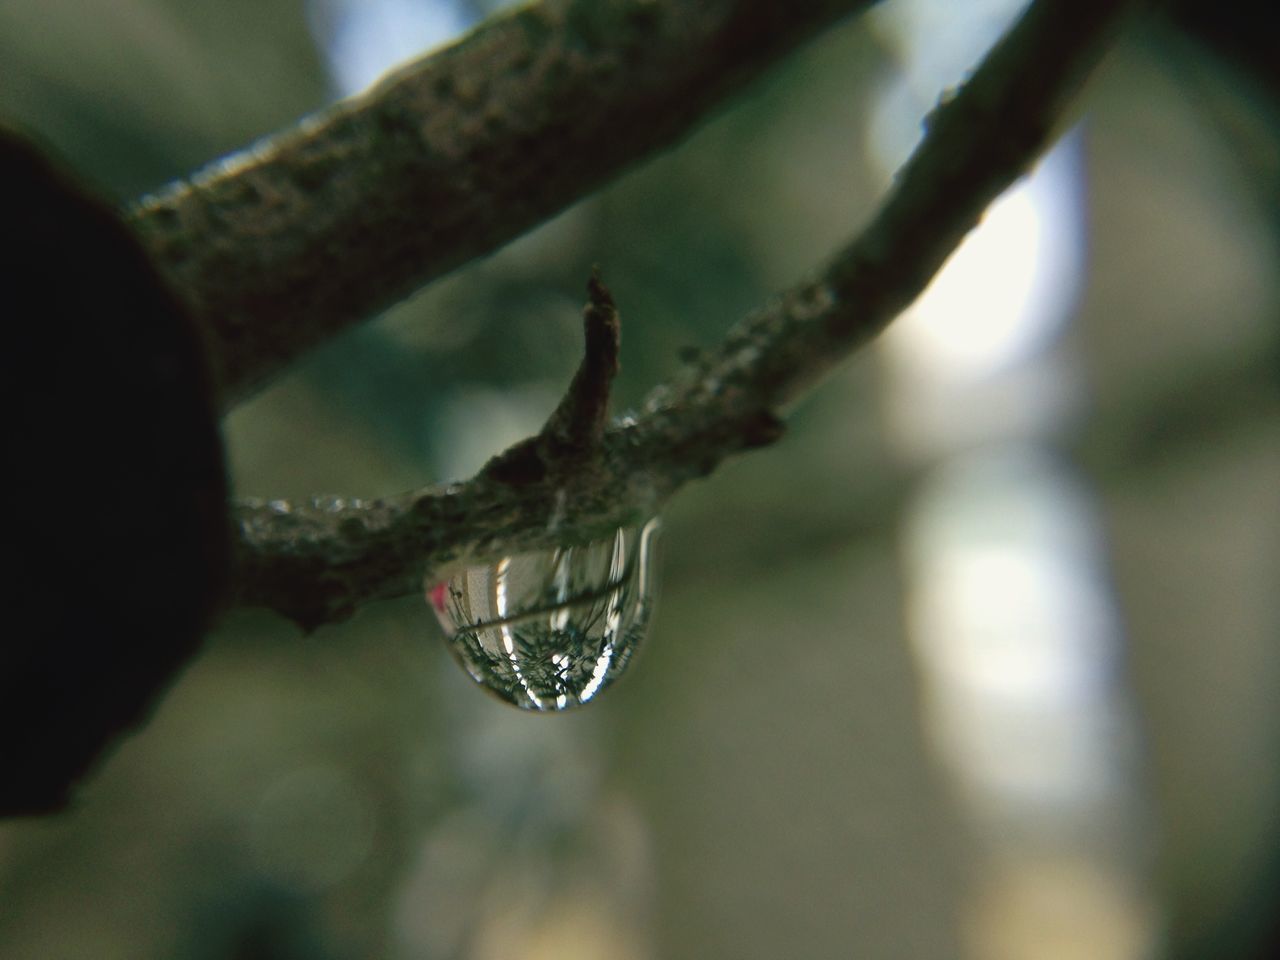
[{"xmin": 427, "ymin": 518, "xmax": 661, "ymax": 711}]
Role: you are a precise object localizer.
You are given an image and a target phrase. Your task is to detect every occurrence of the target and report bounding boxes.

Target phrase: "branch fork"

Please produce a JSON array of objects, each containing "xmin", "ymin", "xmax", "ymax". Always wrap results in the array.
[{"xmin": 229, "ymin": 0, "xmax": 1129, "ymax": 631}]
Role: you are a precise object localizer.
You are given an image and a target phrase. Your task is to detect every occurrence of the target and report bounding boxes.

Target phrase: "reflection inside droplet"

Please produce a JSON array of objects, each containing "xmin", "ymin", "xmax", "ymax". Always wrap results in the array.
[{"xmin": 427, "ymin": 519, "xmax": 661, "ymax": 711}]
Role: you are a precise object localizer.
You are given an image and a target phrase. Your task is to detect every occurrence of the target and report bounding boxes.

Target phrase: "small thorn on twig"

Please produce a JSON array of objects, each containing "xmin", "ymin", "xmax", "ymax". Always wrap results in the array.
[
  {"xmin": 587, "ymin": 264, "xmax": 614, "ymax": 312},
  {"xmin": 540, "ymin": 267, "xmax": 622, "ymax": 457},
  {"xmin": 583, "ymin": 265, "xmax": 620, "ymax": 382},
  {"xmin": 481, "ymin": 270, "xmax": 620, "ymax": 486}
]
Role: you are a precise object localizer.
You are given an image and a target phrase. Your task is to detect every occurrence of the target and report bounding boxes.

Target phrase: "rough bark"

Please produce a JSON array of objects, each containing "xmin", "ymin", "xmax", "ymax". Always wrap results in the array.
[{"xmin": 128, "ymin": 0, "xmax": 879, "ymax": 408}]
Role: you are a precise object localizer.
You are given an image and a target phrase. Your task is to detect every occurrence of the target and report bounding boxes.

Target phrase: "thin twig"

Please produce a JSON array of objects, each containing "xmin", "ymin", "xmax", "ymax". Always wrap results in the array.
[
  {"xmin": 541, "ymin": 268, "xmax": 621, "ymax": 457},
  {"xmin": 476, "ymin": 270, "xmax": 620, "ymax": 484},
  {"xmin": 128, "ymin": 0, "xmax": 877, "ymax": 408},
  {"xmin": 232, "ymin": 0, "xmax": 1130, "ymax": 631}
]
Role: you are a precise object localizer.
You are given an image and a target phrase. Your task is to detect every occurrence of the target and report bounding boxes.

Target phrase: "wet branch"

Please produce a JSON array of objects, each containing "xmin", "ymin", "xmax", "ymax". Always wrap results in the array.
[
  {"xmin": 232, "ymin": 0, "xmax": 1130, "ymax": 631},
  {"xmin": 128, "ymin": 0, "xmax": 878, "ymax": 409}
]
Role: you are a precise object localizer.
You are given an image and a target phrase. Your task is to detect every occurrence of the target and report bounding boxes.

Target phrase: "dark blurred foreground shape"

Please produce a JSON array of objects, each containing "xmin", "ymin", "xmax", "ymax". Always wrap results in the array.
[{"xmin": 0, "ymin": 130, "xmax": 229, "ymax": 815}]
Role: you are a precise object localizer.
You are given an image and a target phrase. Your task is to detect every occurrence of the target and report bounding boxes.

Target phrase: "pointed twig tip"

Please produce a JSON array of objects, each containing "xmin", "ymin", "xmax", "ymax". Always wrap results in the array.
[{"xmin": 587, "ymin": 265, "xmax": 614, "ymax": 311}]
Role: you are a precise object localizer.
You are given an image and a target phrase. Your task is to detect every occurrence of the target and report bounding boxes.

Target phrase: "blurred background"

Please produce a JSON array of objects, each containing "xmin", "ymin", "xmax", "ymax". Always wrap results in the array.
[{"xmin": 1, "ymin": 1, "xmax": 1277, "ymax": 958}]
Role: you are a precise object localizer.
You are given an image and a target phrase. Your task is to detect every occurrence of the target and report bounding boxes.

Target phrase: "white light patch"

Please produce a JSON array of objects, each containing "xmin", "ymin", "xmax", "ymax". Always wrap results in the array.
[
  {"xmin": 869, "ymin": 0, "xmax": 1085, "ymax": 400},
  {"xmin": 308, "ymin": 0, "xmax": 474, "ymax": 98},
  {"xmin": 903, "ymin": 449, "xmax": 1130, "ymax": 817},
  {"xmin": 884, "ymin": 138, "xmax": 1086, "ymax": 387}
]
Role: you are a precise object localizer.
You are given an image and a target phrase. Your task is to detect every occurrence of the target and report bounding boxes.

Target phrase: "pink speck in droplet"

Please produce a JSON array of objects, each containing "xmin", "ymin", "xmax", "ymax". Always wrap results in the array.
[{"xmin": 428, "ymin": 582, "xmax": 448, "ymax": 614}]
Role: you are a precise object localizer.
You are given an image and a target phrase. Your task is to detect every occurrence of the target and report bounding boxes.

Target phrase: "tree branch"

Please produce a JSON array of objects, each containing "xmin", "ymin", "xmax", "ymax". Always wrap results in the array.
[
  {"xmin": 127, "ymin": 0, "xmax": 878, "ymax": 409},
  {"xmin": 232, "ymin": 0, "xmax": 1130, "ymax": 631}
]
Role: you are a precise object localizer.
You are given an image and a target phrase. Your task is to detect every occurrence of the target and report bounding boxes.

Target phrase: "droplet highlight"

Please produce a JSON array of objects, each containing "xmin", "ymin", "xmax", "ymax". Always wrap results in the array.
[{"xmin": 427, "ymin": 519, "xmax": 661, "ymax": 711}]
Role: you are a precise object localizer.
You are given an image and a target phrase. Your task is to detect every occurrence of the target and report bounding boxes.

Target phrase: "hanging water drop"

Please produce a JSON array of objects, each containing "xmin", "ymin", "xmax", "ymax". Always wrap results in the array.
[{"xmin": 426, "ymin": 518, "xmax": 661, "ymax": 711}]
